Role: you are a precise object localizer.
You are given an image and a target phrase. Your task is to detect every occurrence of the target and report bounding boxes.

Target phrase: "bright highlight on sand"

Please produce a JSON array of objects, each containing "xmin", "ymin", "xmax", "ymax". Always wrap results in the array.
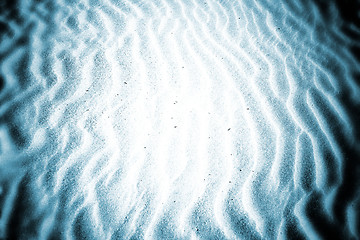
[{"xmin": 0, "ymin": 0, "xmax": 360, "ymax": 239}]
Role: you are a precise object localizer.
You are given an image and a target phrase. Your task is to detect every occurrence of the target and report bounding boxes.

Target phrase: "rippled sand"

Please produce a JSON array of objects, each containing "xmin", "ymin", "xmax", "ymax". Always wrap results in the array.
[{"xmin": 0, "ymin": 0, "xmax": 360, "ymax": 239}]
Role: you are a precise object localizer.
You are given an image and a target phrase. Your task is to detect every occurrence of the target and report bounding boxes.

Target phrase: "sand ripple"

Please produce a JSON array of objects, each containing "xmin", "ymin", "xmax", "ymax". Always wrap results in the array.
[{"xmin": 0, "ymin": 0, "xmax": 359, "ymax": 239}]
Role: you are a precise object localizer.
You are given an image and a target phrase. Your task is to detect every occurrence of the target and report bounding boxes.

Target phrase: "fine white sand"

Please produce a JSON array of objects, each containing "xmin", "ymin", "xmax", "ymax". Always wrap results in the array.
[{"xmin": 0, "ymin": 0, "xmax": 359, "ymax": 239}]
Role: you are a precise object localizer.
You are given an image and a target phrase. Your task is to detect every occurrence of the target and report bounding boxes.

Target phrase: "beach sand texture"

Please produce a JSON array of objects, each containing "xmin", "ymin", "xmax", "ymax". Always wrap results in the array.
[{"xmin": 0, "ymin": 0, "xmax": 360, "ymax": 239}]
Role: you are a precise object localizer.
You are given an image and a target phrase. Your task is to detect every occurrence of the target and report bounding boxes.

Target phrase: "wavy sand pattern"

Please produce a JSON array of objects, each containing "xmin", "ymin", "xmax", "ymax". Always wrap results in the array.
[{"xmin": 0, "ymin": 0, "xmax": 360, "ymax": 239}]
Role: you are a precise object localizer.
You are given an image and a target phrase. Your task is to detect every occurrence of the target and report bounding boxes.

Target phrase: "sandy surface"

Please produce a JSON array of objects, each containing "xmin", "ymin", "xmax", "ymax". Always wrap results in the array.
[{"xmin": 0, "ymin": 0, "xmax": 359, "ymax": 239}]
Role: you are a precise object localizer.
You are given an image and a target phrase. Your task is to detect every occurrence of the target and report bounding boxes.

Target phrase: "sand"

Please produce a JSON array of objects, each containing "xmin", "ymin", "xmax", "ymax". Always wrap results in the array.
[{"xmin": 0, "ymin": 0, "xmax": 359, "ymax": 239}]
